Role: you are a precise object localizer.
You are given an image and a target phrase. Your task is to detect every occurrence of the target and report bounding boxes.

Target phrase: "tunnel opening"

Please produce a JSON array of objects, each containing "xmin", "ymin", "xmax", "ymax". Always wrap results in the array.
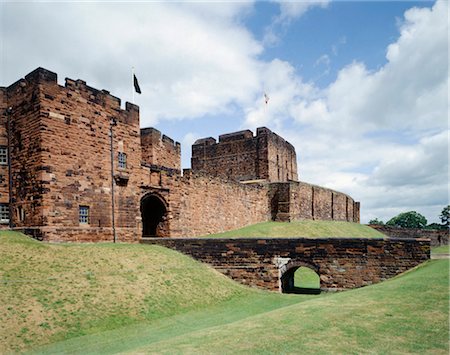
[
  {"xmin": 281, "ymin": 265, "xmax": 321, "ymax": 294},
  {"xmin": 141, "ymin": 194, "xmax": 169, "ymax": 238}
]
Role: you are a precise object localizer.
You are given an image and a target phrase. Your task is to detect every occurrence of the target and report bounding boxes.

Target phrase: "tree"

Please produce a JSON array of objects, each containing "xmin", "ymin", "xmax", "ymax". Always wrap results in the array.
[
  {"xmin": 368, "ymin": 218, "xmax": 384, "ymax": 225},
  {"xmin": 386, "ymin": 211, "xmax": 427, "ymax": 229},
  {"xmin": 425, "ymin": 223, "xmax": 446, "ymax": 230},
  {"xmin": 439, "ymin": 205, "xmax": 450, "ymax": 228}
]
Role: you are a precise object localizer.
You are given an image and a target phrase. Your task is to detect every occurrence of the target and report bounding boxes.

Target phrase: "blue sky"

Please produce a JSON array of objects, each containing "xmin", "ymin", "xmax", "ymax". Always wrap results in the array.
[{"xmin": 1, "ymin": 0, "xmax": 448, "ymax": 223}]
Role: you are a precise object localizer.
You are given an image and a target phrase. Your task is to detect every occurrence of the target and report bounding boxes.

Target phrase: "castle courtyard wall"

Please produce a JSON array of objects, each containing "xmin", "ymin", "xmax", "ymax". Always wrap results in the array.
[{"xmin": 2, "ymin": 67, "xmax": 361, "ymax": 242}]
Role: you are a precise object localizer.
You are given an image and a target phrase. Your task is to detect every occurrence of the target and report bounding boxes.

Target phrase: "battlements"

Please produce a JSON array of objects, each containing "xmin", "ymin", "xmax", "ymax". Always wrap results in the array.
[
  {"xmin": 141, "ymin": 127, "xmax": 181, "ymax": 172},
  {"xmin": 6, "ymin": 67, "xmax": 139, "ymax": 118},
  {"xmin": 192, "ymin": 127, "xmax": 298, "ymax": 182}
]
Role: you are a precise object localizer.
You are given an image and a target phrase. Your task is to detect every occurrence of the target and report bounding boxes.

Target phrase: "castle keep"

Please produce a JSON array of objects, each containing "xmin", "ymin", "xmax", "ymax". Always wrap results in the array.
[{"xmin": 0, "ymin": 68, "xmax": 360, "ymax": 242}]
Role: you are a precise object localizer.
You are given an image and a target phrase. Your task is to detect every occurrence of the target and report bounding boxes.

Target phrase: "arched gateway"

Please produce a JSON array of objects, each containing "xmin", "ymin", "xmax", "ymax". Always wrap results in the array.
[
  {"xmin": 140, "ymin": 193, "xmax": 169, "ymax": 237},
  {"xmin": 279, "ymin": 261, "xmax": 321, "ymax": 294}
]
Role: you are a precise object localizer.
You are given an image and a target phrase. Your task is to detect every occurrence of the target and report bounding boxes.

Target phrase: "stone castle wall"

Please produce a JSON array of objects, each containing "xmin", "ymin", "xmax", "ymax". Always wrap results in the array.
[
  {"xmin": 0, "ymin": 88, "xmax": 9, "ymax": 224},
  {"xmin": 269, "ymin": 181, "xmax": 359, "ymax": 223},
  {"xmin": 191, "ymin": 127, "xmax": 297, "ymax": 182},
  {"xmin": 139, "ymin": 168, "xmax": 270, "ymax": 237},
  {"xmin": 142, "ymin": 237, "xmax": 430, "ymax": 291},
  {"xmin": 2, "ymin": 67, "xmax": 361, "ymax": 242},
  {"xmin": 369, "ymin": 225, "xmax": 449, "ymax": 247},
  {"xmin": 4, "ymin": 68, "xmax": 142, "ymax": 242},
  {"xmin": 141, "ymin": 127, "xmax": 181, "ymax": 171}
]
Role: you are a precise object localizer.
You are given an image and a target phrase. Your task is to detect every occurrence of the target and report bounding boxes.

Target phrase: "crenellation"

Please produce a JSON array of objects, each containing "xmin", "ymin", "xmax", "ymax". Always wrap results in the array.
[{"xmin": 2, "ymin": 67, "xmax": 360, "ymax": 242}]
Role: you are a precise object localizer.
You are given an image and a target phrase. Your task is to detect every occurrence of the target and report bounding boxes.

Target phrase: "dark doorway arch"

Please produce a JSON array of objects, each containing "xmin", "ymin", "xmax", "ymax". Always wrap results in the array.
[
  {"xmin": 281, "ymin": 262, "xmax": 321, "ymax": 294},
  {"xmin": 141, "ymin": 194, "xmax": 169, "ymax": 237}
]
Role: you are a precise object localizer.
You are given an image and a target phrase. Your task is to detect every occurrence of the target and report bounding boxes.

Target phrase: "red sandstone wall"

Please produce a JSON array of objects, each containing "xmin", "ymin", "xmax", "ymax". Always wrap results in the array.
[
  {"xmin": 172, "ymin": 172, "xmax": 270, "ymax": 236},
  {"xmin": 141, "ymin": 128, "xmax": 181, "ymax": 171},
  {"xmin": 6, "ymin": 70, "xmax": 48, "ymax": 229},
  {"xmin": 272, "ymin": 181, "xmax": 359, "ymax": 223},
  {"xmin": 7, "ymin": 68, "xmax": 142, "ymax": 242},
  {"xmin": 265, "ymin": 128, "xmax": 298, "ymax": 182},
  {"xmin": 0, "ymin": 88, "xmax": 9, "ymax": 228},
  {"xmin": 142, "ymin": 237, "xmax": 430, "ymax": 291},
  {"xmin": 191, "ymin": 127, "xmax": 297, "ymax": 183}
]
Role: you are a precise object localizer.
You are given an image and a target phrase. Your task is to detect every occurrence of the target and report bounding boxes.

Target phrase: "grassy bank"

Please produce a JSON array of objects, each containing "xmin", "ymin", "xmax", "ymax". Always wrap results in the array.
[
  {"xmin": 3, "ymin": 231, "xmax": 447, "ymax": 354},
  {"xmin": 203, "ymin": 220, "xmax": 386, "ymax": 238},
  {"xmin": 1, "ymin": 232, "xmax": 305, "ymax": 352},
  {"xmin": 33, "ymin": 260, "xmax": 449, "ymax": 354}
]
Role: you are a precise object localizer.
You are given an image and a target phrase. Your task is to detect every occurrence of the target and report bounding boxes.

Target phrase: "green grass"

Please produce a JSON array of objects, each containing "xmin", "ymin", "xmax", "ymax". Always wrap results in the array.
[
  {"xmin": 294, "ymin": 267, "xmax": 320, "ymax": 289},
  {"xmin": 432, "ymin": 244, "xmax": 449, "ymax": 254},
  {"xmin": 32, "ymin": 260, "xmax": 449, "ymax": 354},
  {"xmin": 203, "ymin": 220, "xmax": 386, "ymax": 238},
  {"xmin": 1, "ymin": 231, "xmax": 306, "ymax": 352},
  {"xmin": 3, "ymin": 231, "xmax": 448, "ymax": 354}
]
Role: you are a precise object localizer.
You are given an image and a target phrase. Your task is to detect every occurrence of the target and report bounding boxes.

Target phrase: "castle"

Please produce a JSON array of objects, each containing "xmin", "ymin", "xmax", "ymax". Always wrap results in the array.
[{"xmin": 0, "ymin": 67, "xmax": 360, "ymax": 242}]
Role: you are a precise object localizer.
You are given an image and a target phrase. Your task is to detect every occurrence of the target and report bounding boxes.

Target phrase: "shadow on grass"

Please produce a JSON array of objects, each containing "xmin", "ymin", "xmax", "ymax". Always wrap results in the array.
[{"xmin": 284, "ymin": 287, "xmax": 321, "ymax": 295}]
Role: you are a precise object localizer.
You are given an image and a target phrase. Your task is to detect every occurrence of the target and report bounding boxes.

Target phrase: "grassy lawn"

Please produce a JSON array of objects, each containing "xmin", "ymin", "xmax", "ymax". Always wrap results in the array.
[
  {"xmin": 1, "ymin": 231, "xmax": 307, "ymax": 352},
  {"xmin": 32, "ymin": 260, "xmax": 449, "ymax": 354},
  {"xmin": 432, "ymin": 244, "xmax": 449, "ymax": 254},
  {"xmin": 3, "ymin": 231, "xmax": 448, "ymax": 354},
  {"xmin": 203, "ymin": 220, "xmax": 386, "ymax": 238},
  {"xmin": 294, "ymin": 267, "xmax": 320, "ymax": 289}
]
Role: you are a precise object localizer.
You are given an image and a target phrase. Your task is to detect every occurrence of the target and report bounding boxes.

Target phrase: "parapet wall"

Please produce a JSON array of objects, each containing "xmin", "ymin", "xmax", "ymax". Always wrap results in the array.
[
  {"xmin": 141, "ymin": 128, "xmax": 181, "ymax": 171},
  {"xmin": 369, "ymin": 225, "xmax": 449, "ymax": 247},
  {"xmin": 191, "ymin": 127, "xmax": 297, "ymax": 182},
  {"xmin": 142, "ymin": 237, "xmax": 430, "ymax": 291}
]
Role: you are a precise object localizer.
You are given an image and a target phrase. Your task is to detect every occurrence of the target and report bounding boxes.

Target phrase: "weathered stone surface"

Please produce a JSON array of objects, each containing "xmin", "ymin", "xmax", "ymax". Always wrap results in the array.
[
  {"xmin": 191, "ymin": 126, "xmax": 298, "ymax": 182},
  {"xmin": 1, "ymin": 67, "xmax": 361, "ymax": 242},
  {"xmin": 141, "ymin": 127, "xmax": 181, "ymax": 171},
  {"xmin": 369, "ymin": 225, "xmax": 449, "ymax": 247},
  {"xmin": 142, "ymin": 237, "xmax": 430, "ymax": 292}
]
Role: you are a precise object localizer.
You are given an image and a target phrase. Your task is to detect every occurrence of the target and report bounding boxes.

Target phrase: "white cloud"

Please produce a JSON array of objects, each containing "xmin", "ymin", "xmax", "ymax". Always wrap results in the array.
[
  {"xmin": 2, "ymin": 0, "xmax": 447, "ymax": 224},
  {"xmin": 244, "ymin": 0, "xmax": 448, "ymax": 222},
  {"xmin": 2, "ymin": 2, "xmax": 262, "ymax": 126},
  {"xmin": 264, "ymin": 0, "xmax": 330, "ymax": 45}
]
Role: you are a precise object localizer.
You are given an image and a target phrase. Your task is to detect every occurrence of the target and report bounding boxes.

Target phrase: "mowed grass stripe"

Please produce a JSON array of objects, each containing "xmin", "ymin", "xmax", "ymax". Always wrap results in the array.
[
  {"xmin": 123, "ymin": 260, "xmax": 449, "ymax": 354},
  {"xmin": 1, "ymin": 232, "xmax": 265, "ymax": 353},
  {"xmin": 202, "ymin": 220, "xmax": 386, "ymax": 238},
  {"xmin": 32, "ymin": 261, "xmax": 448, "ymax": 354}
]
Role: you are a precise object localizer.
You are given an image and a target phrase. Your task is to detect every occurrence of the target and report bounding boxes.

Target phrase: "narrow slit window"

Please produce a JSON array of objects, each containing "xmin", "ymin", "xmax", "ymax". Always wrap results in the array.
[
  {"xmin": 118, "ymin": 152, "xmax": 127, "ymax": 169},
  {"xmin": 79, "ymin": 206, "xmax": 90, "ymax": 224}
]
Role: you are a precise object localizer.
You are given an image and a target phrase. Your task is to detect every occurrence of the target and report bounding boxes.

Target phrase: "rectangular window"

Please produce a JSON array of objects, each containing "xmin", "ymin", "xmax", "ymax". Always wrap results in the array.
[
  {"xmin": 0, "ymin": 203, "xmax": 9, "ymax": 224},
  {"xmin": 118, "ymin": 152, "xmax": 127, "ymax": 169},
  {"xmin": 0, "ymin": 146, "xmax": 8, "ymax": 165},
  {"xmin": 79, "ymin": 206, "xmax": 89, "ymax": 224}
]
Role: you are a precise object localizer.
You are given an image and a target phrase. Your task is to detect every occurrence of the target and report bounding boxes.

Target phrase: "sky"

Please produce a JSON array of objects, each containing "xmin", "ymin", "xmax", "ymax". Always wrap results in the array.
[{"xmin": 1, "ymin": 0, "xmax": 448, "ymax": 224}]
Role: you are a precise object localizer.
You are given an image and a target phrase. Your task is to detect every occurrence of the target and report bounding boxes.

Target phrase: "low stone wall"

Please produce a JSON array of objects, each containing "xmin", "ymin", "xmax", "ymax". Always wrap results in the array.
[
  {"xmin": 14, "ymin": 226, "xmax": 138, "ymax": 243},
  {"xmin": 369, "ymin": 225, "xmax": 449, "ymax": 247},
  {"xmin": 141, "ymin": 237, "xmax": 430, "ymax": 292}
]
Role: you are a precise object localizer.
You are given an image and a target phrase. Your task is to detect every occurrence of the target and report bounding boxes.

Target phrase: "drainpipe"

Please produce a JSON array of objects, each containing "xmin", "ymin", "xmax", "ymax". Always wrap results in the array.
[
  {"xmin": 6, "ymin": 106, "xmax": 13, "ymax": 229},
  {"xmin": 110, "ymin": 117, "xmax": 117, "ymax": 243}
]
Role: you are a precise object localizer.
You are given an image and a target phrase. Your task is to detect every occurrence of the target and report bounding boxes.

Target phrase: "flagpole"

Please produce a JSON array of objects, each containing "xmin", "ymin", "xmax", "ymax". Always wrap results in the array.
[{"xmin": 132, "ymin": 67, "xmax": 135, "ymax": 104}]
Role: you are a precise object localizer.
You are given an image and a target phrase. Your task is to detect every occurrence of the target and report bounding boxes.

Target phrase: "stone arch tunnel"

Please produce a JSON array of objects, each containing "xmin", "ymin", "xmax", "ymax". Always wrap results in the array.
[
  {"xmin": 140, "ymin": 193, "xmax": 170, "ymax": 238},
  {"xmin": 141, "ymin": 237, "xmax": 430, "ymax": 292}
]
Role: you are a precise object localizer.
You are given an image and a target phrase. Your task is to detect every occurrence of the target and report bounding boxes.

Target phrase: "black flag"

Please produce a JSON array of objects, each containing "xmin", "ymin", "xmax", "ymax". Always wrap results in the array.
[{"xmin": 133, "ymin": 74, "xmax": 141, "ymax": 94}]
